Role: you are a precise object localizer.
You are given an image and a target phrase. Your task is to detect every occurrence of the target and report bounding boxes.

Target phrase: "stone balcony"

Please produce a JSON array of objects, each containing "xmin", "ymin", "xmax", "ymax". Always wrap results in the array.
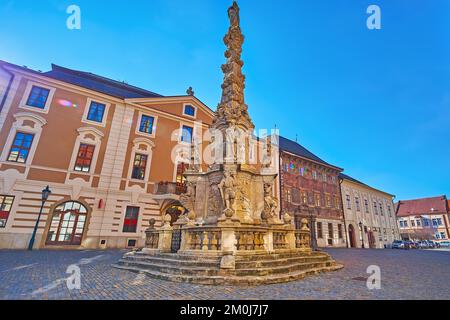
[{"xmin": 152, "ymin": 182, "xmax": 187, "ymax": 201}]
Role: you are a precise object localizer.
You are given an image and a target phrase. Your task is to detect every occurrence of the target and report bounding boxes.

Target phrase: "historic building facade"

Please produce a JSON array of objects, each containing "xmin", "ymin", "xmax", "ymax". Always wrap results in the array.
[
  {"xmin": 0, "ymin": 60, "xmax": 216, "ymax": 249},
  {"xmin": 340, "ymin": 174, "xmax": 400, "ymax": 249},
  {"xmin": 278, "ymin": 136, "xmax": 346, "ymax": 248},
  {"xmin": 396, "ymin": 195, "xmax": 450, "ymax": 242}
]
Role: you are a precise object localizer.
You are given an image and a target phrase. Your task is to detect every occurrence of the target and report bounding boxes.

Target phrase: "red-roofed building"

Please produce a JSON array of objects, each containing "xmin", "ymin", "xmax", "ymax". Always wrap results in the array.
[{"xmin": 395, "ymin": 195, "xmax": 450, "ymax": 241}]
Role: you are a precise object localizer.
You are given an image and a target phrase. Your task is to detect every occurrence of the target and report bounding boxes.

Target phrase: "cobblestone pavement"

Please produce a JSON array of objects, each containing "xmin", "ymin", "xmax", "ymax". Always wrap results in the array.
[{"xmin": 0, "ymin": 248, "xmax": 449, "ymax": 300}]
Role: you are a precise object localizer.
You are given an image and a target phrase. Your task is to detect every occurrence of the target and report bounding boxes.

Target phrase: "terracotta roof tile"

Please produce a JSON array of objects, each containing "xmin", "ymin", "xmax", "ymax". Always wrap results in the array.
[{"xmin": 396, "ymin": 195, "xmax": 448, "ymax": 217}]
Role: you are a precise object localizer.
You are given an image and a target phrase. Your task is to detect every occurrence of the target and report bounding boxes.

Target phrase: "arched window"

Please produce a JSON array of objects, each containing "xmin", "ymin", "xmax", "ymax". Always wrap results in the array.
[{"xmin": 46, "ymin": 201, "xmax": 88, "ymax": 246}]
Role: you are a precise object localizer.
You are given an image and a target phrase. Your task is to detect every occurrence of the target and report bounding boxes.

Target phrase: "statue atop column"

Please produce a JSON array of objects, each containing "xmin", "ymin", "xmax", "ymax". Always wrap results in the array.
[{"xmin": 213, "ymin": 1, "xmax": 253, "ymax": 131}]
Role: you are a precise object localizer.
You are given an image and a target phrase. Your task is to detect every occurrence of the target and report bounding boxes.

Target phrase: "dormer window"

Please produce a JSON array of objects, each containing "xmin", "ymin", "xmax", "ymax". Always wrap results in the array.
[{"xmin": 183, "ymin": 104, "xmax": 196, "ymax": 117}]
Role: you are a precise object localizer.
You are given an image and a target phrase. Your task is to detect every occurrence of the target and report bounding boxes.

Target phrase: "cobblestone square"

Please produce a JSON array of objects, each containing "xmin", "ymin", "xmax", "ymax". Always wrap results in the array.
[{"xmin": 0, "ymin": 248, "xmax": 449, "ymax": 300}]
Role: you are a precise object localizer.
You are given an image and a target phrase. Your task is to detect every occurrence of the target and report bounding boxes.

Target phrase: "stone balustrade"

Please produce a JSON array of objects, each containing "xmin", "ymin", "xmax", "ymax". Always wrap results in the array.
[
  {"xmin": 294, "ymin": 230, "xmax": 311, "ymax": 249},
  {"xmin": 144, "ymin": 221, "xmax": 309, "ymax": 254},
  {"xmin": 145, "ymin": 229, "xmax": 160, "ymax": 249},
  {"xmin": 273, "ymin": 232, "xmax": 288, "ymax": 249},
  {"xmin": 235, "ymin": 231, "xmax": 265, "ymax": 251},
  {"xmin": 184, "ymin": 228, "xmax": 222, "ymax": 251}
]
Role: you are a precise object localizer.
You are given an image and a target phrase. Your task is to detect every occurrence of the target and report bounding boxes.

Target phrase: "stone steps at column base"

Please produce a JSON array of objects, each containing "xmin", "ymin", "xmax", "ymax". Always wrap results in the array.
[
  {"xmin": 115, "ymin": 257, "xmax": 338, "ymax": 277},
  {"xmin": 112, "ymin": 263, "xmax": 344, "ymax": 286}
]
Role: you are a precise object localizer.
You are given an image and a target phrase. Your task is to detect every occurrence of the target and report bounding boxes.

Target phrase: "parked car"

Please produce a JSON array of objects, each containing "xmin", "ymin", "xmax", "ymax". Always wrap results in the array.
[
  {"xmin": 404, "ymin": 240, "xmax": 418, "ymax": 249},
  {"xmin": 392, "ymin": 240, "xmax": 405, "ymax": 249},
  {"xmin": 418, "ymin": 241, "xmax": 430, "ymax": 249},
  {"xmin": 425, "ymin": 240, "xmax": 436, "ymax": 248},
  {"xmin": 439, "ymin": 241, "xmax": 450, "ymax": 248}
]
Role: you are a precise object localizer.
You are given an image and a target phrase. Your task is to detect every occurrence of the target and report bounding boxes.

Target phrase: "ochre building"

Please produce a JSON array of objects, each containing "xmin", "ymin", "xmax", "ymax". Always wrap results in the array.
[{"xmin": 0, "ymin": 61, "xmax": 215, "ymax": 249}]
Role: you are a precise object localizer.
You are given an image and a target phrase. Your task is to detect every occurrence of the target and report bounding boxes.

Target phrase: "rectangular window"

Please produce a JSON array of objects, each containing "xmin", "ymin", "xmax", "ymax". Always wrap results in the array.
[
  {"xmin": 315, "ymin": 193, "xmax": 321, "ymax": 207},
  {"xmin": 355, "ymin": 196, "xmax": 360, "ymax": 211},
  {"xmin": 301, "ymin": 191, "xmax": 307, "ymax": 204},
  {"xmin": 373, "ymin": 201, "xmax": 378, "ymax": 215},
  {"xmin": 364, "ymin": 199, "xmax": 369, "ymax": 213},
  {"xmin": 379, "ymin": 203, "xmax": 384, "ymax": 216},
  {"xmin": 346, "ymin": 195, "xmax": 351, "ymax": 209},
  {"xmin": 26, "ymin": 86, "xmax": 50, "ymax": 109},
  {"xmin": 181, "ymin": 125, "xmax": 193, "ymax": 143},
  {"xmin": 87, "ymin": 101, "xmax": 106, "ymax": 123},
  {"xmin": 404, "ymin": 220, "xmax": 408, "ymax": 227},
  {"xmin": 399, "ymin": 221, "xmax": 404, "ymax": 228},
  {"xmin": 432, "ymin": 218, "xmax": 438, "ymax": 227},
  {"xmin": 437, "ymin": 218, "xmax": 443, "ymax": 226},
  {"xmin": 123, "ymin": 206, "xmax": 139, "ymax": 233},
  {"xmin": 387, "ymin": 205, "xmax": 392, "ymax": 217},
  {"xmin": 317, "ymin": 222, "xmax": 323, "ymax": 239},
  {"xmin": 131, "ymin": 154, "xmax": 148, "ymax": 180},
  {"xmin": 326, "ymin": 195, "xmax": 331, "ymax": 207},
  {"xmin": 338, "ymin": 224, "xmax": 343, "ymax": 239},
  {"xmin": 411, "ymin": 220, "xmax": 415, "ymax": 227},
  {"xmin": 440, "ymin": 232, "xmax": 447, "ymax": 239},
  {"xmin": 7, "ymin": 132, "xmax": 34, "ymax": 163},
  {"xmin": 328, "ymin": 223, "xmax": 334, "ymax": 239},
  {"xmin": 416, "ymin": 219, "xmax": 421, "ymax": 227},
  {"xmin": 312, "ymin": 171, "xmax": 317, "ymax": 180},
  {"xmin": 285, "ymin": 189, "xmax": 291, "ymax": 203},
  {"xmin": 183, "ymin": 105, "xmax": 196, "ymax": 117},
  {"xmin": 74, "ymin": 144, "xmax": 95, "ymax": 172},
  {"xmin": 424, "ymin": 219, "xmax": 430, "ymax": 227},
  {"xmin": 0, "ymin": 195, "xmax": 14, "ymax": 228},
  {"xmin": 292, "ymin": 188, "xmax": 300, "ymax": 204},
  {"xmin": 139, "ymin": 115, "xmax": 155, "ymax": 134}
]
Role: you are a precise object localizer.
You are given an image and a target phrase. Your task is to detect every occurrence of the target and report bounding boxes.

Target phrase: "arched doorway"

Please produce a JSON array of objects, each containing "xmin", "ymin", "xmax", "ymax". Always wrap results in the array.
[
  {"xmin": 165, "ymin": 202, "xmax": 186, "ymax": 226},
  {"xmin": 46, "ymin": 201, "xmax": 88, "ymax": 246},
  {"xmin": 348, "ymin": 224, "xmax": 356, "ymax": 248}
]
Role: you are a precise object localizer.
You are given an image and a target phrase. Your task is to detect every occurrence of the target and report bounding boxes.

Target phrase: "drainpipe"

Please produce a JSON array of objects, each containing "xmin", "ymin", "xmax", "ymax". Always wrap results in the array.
[
  {"xmin": 339, "ymin": 176, "xmax": 350, "ymax": 248},
  {"xmin": 278, "ymin": 150, "xmax": 283, "ymax": 220},
  {"xmin": 0, "ymin": 64, "xmax": 14, "ymax": 113}
]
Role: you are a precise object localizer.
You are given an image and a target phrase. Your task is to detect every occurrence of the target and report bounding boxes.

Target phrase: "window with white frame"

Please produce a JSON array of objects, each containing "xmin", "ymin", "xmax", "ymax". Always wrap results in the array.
[
  {"xmin": 7, "ymin": 132, "xmax": 34, "ymax": 163},
  {"xmin": 82, "ymin": 98, "xmax": 110, "ymax": 126},
  {"xmin": 19, "ymin": 81, "xmax": 55, "ymax": 113},
  {"xmin": 183, "ymin": 104, "xmax": 196, "ymax": 117},
  {"xmin": 138, "ymin": 115, "xmax": 155, "ymax": 135},
  {"xmin": 0, "ymin": 113, "xmax": 47, "ymax": 165},
  {"xmin": 0, "ymin": 195, "xmax": 14, "ymax": 228},
  {"xmin": 68, "ymin": 127, "xmax": 103, "ymax": 176},
  {"xmin": 26, "ymin": 86, "xmax": 50, "ymax": 109}
]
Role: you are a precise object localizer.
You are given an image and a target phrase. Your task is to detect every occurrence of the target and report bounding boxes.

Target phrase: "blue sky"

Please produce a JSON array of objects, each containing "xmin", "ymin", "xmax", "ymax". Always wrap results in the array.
[{"xmin": 0, "ymin": 0, "xmax": 449, "ymax": 200}]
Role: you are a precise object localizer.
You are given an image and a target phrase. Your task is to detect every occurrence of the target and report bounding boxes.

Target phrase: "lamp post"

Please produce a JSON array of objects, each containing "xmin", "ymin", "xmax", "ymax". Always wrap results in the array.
[
  {"xmin": 359, "ymin": 221, "xmax": 365, "ymax": 249},
  {"xmin": 28, "ymin": 186, "xmax": 51, "ymax": 251}
]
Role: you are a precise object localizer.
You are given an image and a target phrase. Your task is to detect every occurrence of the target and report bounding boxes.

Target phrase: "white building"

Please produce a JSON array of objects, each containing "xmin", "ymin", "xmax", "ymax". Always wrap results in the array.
[{"xmin": 340, "ymin": 174, "xmax": 401, "ymax": 248}]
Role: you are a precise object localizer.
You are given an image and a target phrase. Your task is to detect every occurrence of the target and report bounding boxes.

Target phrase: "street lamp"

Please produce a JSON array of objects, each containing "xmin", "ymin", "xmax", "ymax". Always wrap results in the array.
[
  {"xmin": 359, "ymin": 221, "xmax": 365, "ymax": 249},
  {"xmin": 28, "ymin": 185, "xmax": 51, "ymax": 251}
]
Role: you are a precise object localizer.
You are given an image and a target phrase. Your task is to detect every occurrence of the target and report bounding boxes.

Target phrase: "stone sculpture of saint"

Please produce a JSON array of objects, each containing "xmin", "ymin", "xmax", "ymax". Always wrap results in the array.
[
  {"xmin": 264, "ymin": 183, "xmax": 278, "ymax": 218},
  {"xmin": 219, "ymin": 170, "xmax": 236, "ymax": 215}
]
